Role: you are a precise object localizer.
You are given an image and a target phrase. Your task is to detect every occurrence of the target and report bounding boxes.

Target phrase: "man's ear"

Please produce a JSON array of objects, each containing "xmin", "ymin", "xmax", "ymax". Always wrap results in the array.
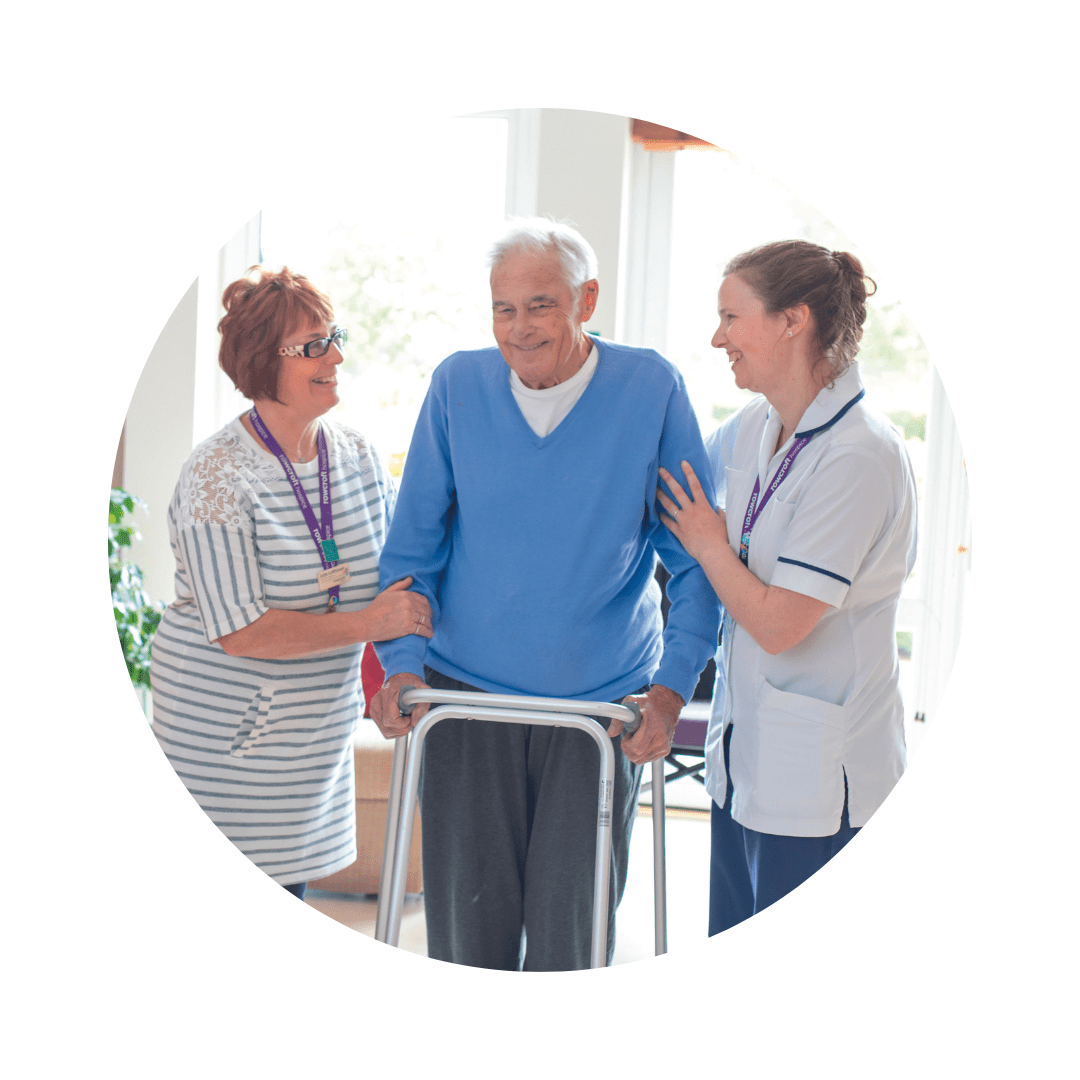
[{"xmin": 580, "ymin": 279, "xmax": 599, "ymax": 322}]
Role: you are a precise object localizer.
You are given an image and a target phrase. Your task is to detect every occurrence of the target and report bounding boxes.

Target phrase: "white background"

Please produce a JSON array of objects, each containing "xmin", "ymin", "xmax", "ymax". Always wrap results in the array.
[{"xmin": 4, "ymin": 2, "xmax": 1075, "ymax": 1076}]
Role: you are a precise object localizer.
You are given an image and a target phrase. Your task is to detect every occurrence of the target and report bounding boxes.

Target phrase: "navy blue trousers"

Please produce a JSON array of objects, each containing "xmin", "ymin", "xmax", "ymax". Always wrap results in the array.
[{"xmin": 709, "ymin": 725, "xmax": 858, "ymax": 935}]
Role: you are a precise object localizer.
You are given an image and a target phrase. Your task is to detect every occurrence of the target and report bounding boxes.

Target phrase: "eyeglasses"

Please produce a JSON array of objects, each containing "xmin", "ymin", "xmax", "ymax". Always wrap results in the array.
[{"xmin": 278, "ymin": 327, "xmax": 348, "ymax": 358}]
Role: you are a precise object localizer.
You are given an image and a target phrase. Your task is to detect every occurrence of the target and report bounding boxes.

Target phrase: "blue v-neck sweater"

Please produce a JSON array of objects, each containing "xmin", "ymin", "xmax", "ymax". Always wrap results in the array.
[{"xmin": 375, "ymin": 339, "xmax": 721, "ymax": 703}]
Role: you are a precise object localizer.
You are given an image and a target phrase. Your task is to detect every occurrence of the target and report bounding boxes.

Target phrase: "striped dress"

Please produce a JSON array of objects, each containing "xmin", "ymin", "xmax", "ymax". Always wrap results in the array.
[{"xmin": 150, "ymin": 415, "xmax": 395, "ymax": 884}]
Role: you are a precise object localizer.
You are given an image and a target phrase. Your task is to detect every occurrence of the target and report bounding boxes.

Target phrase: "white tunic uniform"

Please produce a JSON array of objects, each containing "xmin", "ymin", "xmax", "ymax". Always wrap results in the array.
[
  {"xmin": 150, "ymin": 416, "xmax": 394, "ymax": 884},
  {"xmin": 704, "ymin": 364, "xmax": 918, "ymax": 836}
]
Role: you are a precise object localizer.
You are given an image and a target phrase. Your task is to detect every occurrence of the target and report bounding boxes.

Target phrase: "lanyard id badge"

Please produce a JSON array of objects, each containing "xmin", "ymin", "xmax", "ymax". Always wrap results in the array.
[
  {"xmin": 739, "ymin": 434, "xmax": 811, "ymax": 565},
  {"xmin": 249, "ymin": 408, "xmax": 349, "ymax": 611}
]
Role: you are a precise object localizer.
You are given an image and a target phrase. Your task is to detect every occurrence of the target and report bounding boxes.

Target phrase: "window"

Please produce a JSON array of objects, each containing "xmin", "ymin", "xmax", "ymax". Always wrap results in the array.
[
  {"xmin": 627, "ymin": 139, "xmax": 967, "ymax": 748},
  {"xmin": 259, "ymin": 117, "xmax": 509, "ymax": 474}
]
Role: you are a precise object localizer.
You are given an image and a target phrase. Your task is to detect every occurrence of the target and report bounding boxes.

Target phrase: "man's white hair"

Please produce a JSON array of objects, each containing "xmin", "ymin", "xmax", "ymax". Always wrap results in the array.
[{"xmin": 487, "ymin": 216, "xmax": 599, "ymax": 290}]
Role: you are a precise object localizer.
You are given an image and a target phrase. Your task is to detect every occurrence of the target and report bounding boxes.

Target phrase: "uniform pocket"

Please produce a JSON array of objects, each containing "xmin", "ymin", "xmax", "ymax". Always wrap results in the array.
[
  {"xmin": 749, "ymin": 498, "xmax": 797, "ymax": 581},
  {"xmin": 725, "ymin": 467, "xmax": 799, "ymax": 580},
  {"xmin": 732, "ymin": 679, "xmax": 847, "ymax": 825}
]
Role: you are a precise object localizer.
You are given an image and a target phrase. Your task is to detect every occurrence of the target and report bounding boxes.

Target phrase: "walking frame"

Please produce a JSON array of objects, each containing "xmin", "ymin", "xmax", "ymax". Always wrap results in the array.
[{"xmin": 373, "ymin": 686, "xmax": 668, "ymax": 968}]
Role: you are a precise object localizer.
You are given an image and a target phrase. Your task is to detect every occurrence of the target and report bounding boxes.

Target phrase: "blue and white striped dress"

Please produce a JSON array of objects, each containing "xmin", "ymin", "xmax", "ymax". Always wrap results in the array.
[{"xmin": 150, "ymin": 415, "xmax": 395, "ymax": 884}]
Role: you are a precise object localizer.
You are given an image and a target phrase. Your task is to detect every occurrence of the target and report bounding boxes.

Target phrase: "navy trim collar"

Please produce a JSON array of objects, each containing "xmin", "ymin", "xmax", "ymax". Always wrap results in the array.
[{"xmin": 795, "ymin": 388, "xmax": 865, "ymax": 440}]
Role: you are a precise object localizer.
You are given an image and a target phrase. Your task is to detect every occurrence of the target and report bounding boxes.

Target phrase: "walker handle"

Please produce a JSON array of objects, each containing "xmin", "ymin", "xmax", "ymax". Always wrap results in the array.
[
  {"xmin": 401, "ymin": 685, "xmax": 641, "ymax": 731},
  {"xmin": 619, "ymin": 698, "xmax": 643, "ymax": 736}
]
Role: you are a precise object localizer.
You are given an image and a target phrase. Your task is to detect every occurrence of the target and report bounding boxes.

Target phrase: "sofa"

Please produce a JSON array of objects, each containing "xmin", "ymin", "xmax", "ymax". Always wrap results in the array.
[{"xmin": 308, "ymin": 716, "xmax": 423, "ymax": 895}]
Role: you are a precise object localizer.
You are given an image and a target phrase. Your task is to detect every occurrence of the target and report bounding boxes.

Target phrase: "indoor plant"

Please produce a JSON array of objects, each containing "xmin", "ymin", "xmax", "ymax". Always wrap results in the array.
[{"xmin": 109, "ymin": 488, "xmax": 165, "ymax": 714}]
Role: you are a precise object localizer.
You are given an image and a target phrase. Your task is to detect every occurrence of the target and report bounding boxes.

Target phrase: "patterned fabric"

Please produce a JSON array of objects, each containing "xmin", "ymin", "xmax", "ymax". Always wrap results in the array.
[{"xmin": 150, "ymin": 415, "xmax": 395, "ymax": 884}]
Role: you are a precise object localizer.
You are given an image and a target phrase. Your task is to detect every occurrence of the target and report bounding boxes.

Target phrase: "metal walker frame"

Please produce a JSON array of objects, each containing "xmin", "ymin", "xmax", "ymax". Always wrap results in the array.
[{"xmin": 373, "ymin": 687, "xmax": 668, "ymax": 968}]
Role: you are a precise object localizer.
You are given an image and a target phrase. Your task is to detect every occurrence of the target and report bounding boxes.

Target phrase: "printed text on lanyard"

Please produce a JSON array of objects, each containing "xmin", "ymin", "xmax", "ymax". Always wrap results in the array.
[{"xmin": 739, "ymin": 435, "xmax": 812, "ymax": 565}]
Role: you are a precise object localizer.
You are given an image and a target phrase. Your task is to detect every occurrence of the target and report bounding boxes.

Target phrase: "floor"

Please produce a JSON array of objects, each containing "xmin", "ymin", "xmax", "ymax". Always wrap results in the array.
[
  {"xmin": 306, "ymin": 715, "xmax": 929, "ymax": 967},
  {"xmin": 305, "ymin": 767, "xmax": 714, "ymax": 967}
]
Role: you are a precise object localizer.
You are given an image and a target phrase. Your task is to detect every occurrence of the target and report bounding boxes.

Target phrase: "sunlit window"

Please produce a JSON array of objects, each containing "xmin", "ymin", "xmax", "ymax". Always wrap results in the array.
[
  {"xmin": 259, "ymin": 118, "xmax": 509, "ymax": 474},
  {"xmin": 665, "ymin": 148, "xmax": 935, "ymax": 735}
]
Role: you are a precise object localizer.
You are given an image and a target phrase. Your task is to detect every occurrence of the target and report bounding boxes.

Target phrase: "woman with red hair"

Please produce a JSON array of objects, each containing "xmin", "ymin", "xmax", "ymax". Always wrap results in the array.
[{"xmin": 150, "ymin": 266, "xmax": 431, "ymax": 901}]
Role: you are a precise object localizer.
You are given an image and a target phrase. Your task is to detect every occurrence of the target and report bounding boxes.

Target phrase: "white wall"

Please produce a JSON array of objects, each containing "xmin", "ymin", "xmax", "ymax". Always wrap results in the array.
[
  {"xmin": 122, "ymin": 216, "xmax": 260, "ymax": 605},
  {"xmin": 193, "ymin": 216, "xmax": 261, "ymax": 446},
  {"xmin": 122, "ymin": 279, "xmax": 198, "ymax": 604},
  {"xmin": 505, "ymin": 109, "xmax": 631, "ymax": 339}
]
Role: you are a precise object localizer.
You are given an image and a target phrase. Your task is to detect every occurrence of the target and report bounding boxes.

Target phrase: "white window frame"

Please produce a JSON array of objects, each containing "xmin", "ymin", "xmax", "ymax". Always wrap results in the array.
[
  {"xmin": 616, "ymin": 140, "xmax": 675, "ymax": 353},
  {"xmin": 620, "ymin": 144, "xmax": 970, "ymax": 725}
]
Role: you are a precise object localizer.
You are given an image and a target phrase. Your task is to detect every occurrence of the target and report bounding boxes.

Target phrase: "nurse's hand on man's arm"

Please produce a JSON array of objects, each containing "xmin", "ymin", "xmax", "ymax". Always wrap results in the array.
[
  {"xmin": 660, "ymin": 462, "xmax": 829, "ymax": 655},
  {"xmin": 609, "ymin": 684, "xmax": 684, "ymax": 765},
  {"xmin": 371, "ymin": 670, "xmax": 432, "ymax": 738},
  {"xmin": 656, "ymin": 462, "xmax": 728, "ymax": 563}
]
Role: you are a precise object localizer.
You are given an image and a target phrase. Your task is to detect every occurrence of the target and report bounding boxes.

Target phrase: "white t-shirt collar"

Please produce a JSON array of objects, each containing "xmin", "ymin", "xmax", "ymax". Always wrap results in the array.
[{"xmin": 508, "ymin": 340, "xmax": 599, "ymax": 398}]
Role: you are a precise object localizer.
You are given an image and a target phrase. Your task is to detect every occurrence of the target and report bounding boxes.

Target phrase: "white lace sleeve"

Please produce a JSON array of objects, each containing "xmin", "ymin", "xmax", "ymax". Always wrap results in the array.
[
  {"xmin": 172, "ymin": 424, "xmax": 271, "ymax": 642},
  {"xmin": 175, "ymin": 426, "xmax": 270, "ymax": 529}
]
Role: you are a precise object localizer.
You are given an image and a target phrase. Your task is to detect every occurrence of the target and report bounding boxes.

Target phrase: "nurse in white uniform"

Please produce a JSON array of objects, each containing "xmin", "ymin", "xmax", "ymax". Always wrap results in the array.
[{"xmin": 656, "ymin": 240, "xmax": 917, "ymax": 933}]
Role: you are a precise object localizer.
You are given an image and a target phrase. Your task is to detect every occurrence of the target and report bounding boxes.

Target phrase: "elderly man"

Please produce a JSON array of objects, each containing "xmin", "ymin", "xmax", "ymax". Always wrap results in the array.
[{"xmin": 372, "ymin": 218, "xmax": 719, "ymax": 971}]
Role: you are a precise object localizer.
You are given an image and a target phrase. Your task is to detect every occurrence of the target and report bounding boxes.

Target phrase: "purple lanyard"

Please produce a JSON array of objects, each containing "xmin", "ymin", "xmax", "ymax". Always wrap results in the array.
[
  {"xmin": 739, "ymin": 434, "xmax": 811, "ymax": 565},
  {"xmin": 249, "ymin": 408, "xmax": 341, "ymax": 608}
]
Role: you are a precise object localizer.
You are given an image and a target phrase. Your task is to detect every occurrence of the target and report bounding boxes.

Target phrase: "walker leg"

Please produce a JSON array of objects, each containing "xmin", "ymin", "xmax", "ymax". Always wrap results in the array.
[
  {"xmin": 374, "ymin": 732, "xmax": 409, "ymax": 944},
  {"xmin": 375, "ymin": 695, "xmax": 623, "ymax": 968},
  {"xmin": 652, "ymin": 757, "xmax": 668, "ymax": 955},
  {"xmin": 590, "ymin": 770, "xmax": 614, "ymax": 968},
  {"xmin": 384, "ymin": 727, "xmax": 426, "ymax": 948}
]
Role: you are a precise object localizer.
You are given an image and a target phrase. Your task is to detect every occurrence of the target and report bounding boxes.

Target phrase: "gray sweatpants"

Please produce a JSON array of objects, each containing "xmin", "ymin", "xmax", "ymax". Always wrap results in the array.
[{"xmin": 418, "ymin": 667, "xmax": 644, "ymax": 971}]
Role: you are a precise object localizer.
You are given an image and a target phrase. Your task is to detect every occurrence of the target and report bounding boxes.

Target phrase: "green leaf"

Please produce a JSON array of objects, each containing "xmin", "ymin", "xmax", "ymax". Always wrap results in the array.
[{"xmin": 109, "ymin": 486, "xmax": 164, "ymax": 701}]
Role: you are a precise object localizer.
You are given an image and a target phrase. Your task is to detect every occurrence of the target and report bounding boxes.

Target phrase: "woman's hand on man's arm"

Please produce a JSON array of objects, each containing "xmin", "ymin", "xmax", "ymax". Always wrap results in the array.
[
  {"xmin": 215, "ymin": 577, "xmax": 432, "ymax": 660},
  {"xmin": 656, "ymin": 463, "xmax": 729, "ymax": 564},
  {"xmin": 359, "ymin": 578, "xmax": 433, "ymax": 642},
  {"xmin": 658, "ymin": 462, "xmax": 829, "ymax": 655}
]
